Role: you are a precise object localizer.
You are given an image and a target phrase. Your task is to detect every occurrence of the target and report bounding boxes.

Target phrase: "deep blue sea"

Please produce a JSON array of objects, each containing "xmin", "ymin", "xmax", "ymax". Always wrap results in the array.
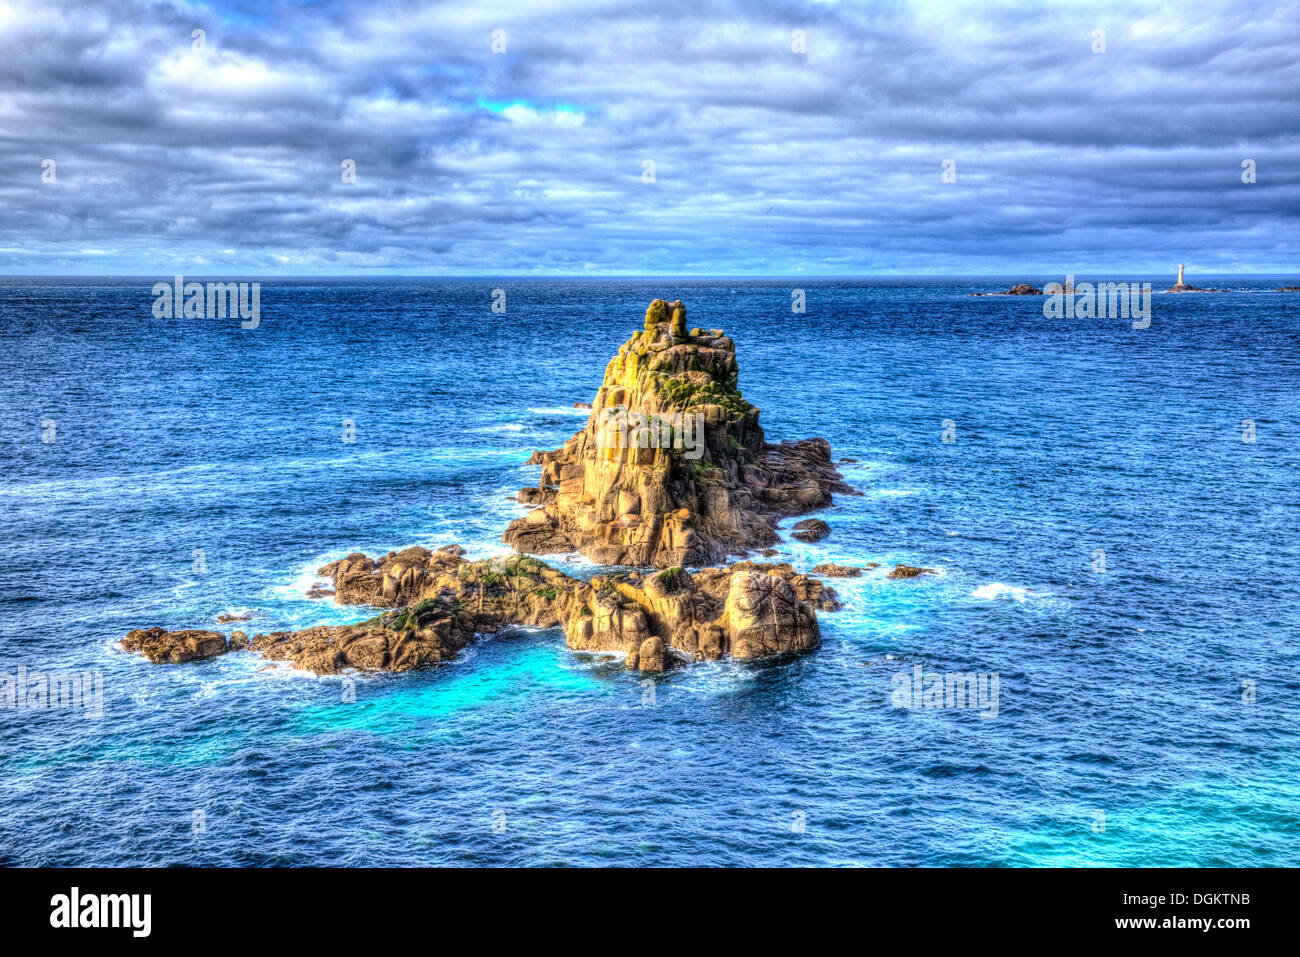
[{"xmin": 1, "ymin": 276, "xmax": 1297, "ymax": 866}]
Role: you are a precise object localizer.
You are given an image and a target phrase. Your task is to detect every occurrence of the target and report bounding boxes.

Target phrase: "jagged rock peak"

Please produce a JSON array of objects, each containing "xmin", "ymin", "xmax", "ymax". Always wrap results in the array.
[{"xmin": 503, "ymin": 298, "xmax": 857, "ymax": 568}]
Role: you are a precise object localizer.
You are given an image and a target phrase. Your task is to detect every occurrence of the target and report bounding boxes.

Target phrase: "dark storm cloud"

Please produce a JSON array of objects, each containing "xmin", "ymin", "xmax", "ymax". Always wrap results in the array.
[{"xmin": 0, "ymin": 0, "xmax": 1296, "ymax": 275}]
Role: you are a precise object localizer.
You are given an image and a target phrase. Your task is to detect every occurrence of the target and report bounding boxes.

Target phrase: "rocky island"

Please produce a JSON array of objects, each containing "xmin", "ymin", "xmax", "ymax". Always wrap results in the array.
[
  {"xmin": 971, "ymin": 283, "xmax": 1043, "ymax": 296},
  {"xmin": 120, "ymin": 299, "xmax": 873, "ymax": 676}
]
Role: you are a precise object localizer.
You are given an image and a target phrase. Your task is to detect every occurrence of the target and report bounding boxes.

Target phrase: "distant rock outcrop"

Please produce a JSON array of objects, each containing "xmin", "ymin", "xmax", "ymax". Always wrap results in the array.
[
  {"xmin": 972, "ymin": 283, "xmax": 1043, "ymax": 296},
  {"xmin": 502, "ymin": 299, "xmax": 856, "ymax": 568}
]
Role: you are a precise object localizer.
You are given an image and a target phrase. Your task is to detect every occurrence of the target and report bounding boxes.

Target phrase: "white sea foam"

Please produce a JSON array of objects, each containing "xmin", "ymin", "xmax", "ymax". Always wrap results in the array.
[
  {"xmin": 272, "ymin": 559, "xmax": 333, "ymax": 600},
  {"xmin": 971, "ymin": 582, "xmax": 1037, "ymax": 601},
  {"xmin": 575, "ymin": 648, "xmax": 626, "ymax": 661},
  {"xmin": 528, "ymin": 406, "xmax": 589, "ymax": 417}
]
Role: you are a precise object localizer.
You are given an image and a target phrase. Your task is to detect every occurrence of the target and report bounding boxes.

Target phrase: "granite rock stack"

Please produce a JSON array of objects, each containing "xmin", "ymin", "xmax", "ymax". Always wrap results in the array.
[{"xmin": 503, "ymin": 299, "xmax": 855, "ymax": 568}]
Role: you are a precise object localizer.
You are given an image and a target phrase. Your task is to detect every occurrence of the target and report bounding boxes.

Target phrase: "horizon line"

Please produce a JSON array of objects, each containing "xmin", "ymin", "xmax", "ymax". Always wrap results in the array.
[{"xmin": 1, "ymin": 271, "xmax": 1297, "ymax": 281}]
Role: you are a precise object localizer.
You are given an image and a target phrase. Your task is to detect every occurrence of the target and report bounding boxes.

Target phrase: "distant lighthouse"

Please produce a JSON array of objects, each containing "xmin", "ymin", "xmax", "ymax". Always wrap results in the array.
[{"xmin": 1177, "ymin": 263, "xmax": 1185, "ymax": 286}]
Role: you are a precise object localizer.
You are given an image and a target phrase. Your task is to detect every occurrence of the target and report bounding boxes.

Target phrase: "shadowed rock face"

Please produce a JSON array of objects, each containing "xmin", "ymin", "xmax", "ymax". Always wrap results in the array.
[
  {"xmin": 792, "ymin": 518, "xmax": 831, "ymax": 542},
  {"xmin": 247, "ymin": 596, "xmax": 483, "ymax": 674},
  {"xmin": 723, "ymin": 571, "xmax": 820, "ymax": 659},
  {"xmin": 502, "ymin": 299, "xmax": 856, "ymax": 568}
]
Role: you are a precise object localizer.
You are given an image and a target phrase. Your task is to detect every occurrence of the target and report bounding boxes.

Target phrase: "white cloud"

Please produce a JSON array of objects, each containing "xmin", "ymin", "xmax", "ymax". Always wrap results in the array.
[{"xmin": 0, "ymin": 0, "xmax": 1296, "ymax": 275}]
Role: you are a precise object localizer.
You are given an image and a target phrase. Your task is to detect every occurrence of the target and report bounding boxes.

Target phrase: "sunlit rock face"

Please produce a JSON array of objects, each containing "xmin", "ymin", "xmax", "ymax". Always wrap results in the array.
[{"xmin": 504, "ymin": 298, "xmax": 856, "ymax": 568}]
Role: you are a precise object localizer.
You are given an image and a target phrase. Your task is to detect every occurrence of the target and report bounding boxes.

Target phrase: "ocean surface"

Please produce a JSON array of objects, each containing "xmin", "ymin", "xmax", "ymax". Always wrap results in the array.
[{"xmin": 1, "ymin": 276, "xmax": 1297, "ymax": 866}]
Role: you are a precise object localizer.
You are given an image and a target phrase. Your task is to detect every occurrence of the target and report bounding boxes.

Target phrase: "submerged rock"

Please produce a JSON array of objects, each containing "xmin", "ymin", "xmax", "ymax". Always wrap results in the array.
[
  {"xmin": 812, "ymin": 563, "xmax": 862, "ymax": 577},
  {"xmin": 886, "ymin": 564, "xmax": 937, "ymax": 580},
  {"xmin": 502, "ymin": 299, "xmax": 856, "ymax": 569},
  {"xmin": 791, "ymin": 518, "xmax": 831, "ymax": 543}
]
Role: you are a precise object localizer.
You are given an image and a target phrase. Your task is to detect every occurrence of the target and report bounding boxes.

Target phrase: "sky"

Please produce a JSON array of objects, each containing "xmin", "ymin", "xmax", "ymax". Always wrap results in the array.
[{"xmin": 0, "ymin": 0, "xmax": 1296, "ymax": 276}]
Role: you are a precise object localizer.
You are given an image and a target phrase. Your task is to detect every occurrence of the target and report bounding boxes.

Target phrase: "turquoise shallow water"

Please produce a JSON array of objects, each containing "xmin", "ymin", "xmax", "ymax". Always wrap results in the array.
[{"xmin": 1, "ymin": 277, "xmax": 1297, "ymax": 865}]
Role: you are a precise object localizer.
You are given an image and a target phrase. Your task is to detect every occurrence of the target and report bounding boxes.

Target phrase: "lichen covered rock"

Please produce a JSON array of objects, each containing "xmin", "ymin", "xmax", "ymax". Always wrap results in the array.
[{"xmin": 248, "ymin": 597, "xmax": 477, "ymax": 675}]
